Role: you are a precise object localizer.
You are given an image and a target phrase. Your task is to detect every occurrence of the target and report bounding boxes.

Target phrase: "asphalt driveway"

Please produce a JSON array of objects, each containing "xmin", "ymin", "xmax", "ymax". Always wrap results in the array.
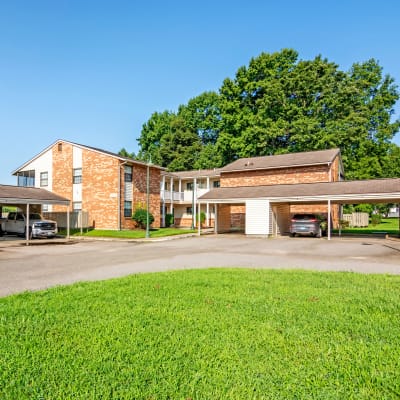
[{"xmin": 1, "ymin": 234, "xmax": 400, "ymax": 297}]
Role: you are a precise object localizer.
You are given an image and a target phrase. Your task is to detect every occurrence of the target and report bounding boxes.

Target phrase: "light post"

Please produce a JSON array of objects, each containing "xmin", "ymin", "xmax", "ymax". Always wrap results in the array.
[{"xmin": 146, "ymin": 157, "xmax": 151, "ymax": 238}]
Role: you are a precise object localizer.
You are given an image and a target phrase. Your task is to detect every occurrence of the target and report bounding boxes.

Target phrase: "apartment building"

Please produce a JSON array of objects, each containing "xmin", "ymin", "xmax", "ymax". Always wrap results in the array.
[
  {"xmin": 161, "ymin": 149, "xmax": 343, "ymax": 231},
  {"xmin": 13, "ymin": 140, "xmax": 163, "ymax": 230}
]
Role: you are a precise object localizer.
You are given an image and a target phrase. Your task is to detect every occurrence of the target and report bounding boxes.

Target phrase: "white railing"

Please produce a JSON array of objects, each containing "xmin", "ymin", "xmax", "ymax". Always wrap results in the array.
[{"xmin": 161, "ymin": 190, "xmax": 184, "ymax": 201}]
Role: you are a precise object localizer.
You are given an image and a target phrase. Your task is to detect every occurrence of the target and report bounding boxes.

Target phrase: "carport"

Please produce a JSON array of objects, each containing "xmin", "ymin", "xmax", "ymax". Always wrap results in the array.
[
  {"xmin": 0, "ymin": 185, "xmax": 70, "ymax": 244},
  {"xmin": 198, "ymin": 178, "xmax": 400, "ymax": 239}
]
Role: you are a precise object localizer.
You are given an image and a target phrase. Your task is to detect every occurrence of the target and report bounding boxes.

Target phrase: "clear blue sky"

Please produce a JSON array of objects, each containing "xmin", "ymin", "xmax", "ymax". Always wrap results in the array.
[{"xmin": 1, "ymin": 0, "xmax": 400, "ymax": 185}]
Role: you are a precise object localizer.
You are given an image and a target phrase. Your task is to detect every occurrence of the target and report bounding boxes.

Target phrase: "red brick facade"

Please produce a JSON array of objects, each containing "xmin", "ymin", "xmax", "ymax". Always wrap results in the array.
[{"xmin": 51, "ymin": 141, "xmax": 161, "ymax": 230}]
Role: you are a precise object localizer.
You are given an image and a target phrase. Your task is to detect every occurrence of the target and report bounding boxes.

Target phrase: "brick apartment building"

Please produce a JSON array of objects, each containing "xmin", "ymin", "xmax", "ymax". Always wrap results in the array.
[
  {"xmin": 162, "ymin": 148, "xmax": 343, "ymax": 232},
  {"xmin": 13, "ymin": 140, "xmax": 163, "ymax": 230}
]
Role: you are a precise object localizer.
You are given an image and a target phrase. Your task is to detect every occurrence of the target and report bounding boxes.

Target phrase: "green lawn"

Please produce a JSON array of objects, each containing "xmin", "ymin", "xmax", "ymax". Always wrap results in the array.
[
  {"xmin": 1, "ymin": 269, "xmax": 400, "ymax": 399},
  {"xmin": 335, "ymin": 217, "xmax": 400, "ymax": 236},
  {"xmin": 60, "ymin": 227, "xmax": 197, "ymax": 239}
]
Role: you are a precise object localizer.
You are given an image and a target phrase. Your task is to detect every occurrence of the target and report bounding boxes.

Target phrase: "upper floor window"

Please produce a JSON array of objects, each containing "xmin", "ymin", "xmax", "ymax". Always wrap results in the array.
[
  {"xmin": 124, "ymin": 165, "xmax": 133, "ymax": 182},
  {"xmin": 17, "ymin": 170, "xmax": 35, "ymax": 187},
  {"xmin": 213, "ymin": 180, "xmax": 220, "ymax": 188},
  {"xmin": 73, "ymin": 168, "xmax": 82, "ymax": 184},
  {"xmin": 186, "ymin": 182, "xmax": 193, "ymax": 191},
  {"xmin": 40, "ymin": 172, "xmax": 48, "ymax": 187}
]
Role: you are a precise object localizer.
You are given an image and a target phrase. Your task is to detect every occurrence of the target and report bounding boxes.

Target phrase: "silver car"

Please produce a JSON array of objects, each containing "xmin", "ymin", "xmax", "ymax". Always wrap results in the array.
[{"xmin": 290, "ymin": 214, "xmax": 326, "ymax": 238}]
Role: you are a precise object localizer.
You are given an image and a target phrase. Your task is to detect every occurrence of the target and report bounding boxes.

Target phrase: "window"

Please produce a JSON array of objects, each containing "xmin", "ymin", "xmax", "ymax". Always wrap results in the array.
[
  {"xmin": 73, "ymin": 202, "xmax": 82, "ymax": 211},
  {"xmin": 124, "ymin": 201, "xmax": 132, "ymax": 217},
  {"xmin": 213, "ymin": 180, "xmax": 220, "ymax": 188},
  {"xmin": 186, "ymin": 207, "xmax": 193, "ymax": 215},
  {"xmin": 17, "ymin": 170, "xmax": 35, "ymax": 187},
  {"xmin": 73, "ymin": 168, "xmax": 82, "ymax": 184},
  {"xmin": 58, "ymin": 143, "xmax": 62, "ymax": 152},
  {"xmin": 186, "ymin": 182, "xmax": 193, "ymax": 191},
  {"xmin": 124, "ymin": 165, "xmax": 132, "ymax": 182},
  {"xmin": 42, "ymin": 204, "xmax": 49, "ymax": 212},
  {"xmin": 40, "ymin": 172, "xmax": 48, "ymax": 187}
]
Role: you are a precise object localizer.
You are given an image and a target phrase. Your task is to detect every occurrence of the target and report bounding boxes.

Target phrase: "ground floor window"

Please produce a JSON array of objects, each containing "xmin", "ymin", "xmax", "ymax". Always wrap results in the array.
[
  {"xmin": 186, "ymin": 207, "xmax": 193, "ymax": 215},
  {"xmin": 124, "ymin": 201, "xmax": 132, "ymax": 217},
  {"xmin": 73, "ymin": 202, "xmax": 82, "ymax": 211}
]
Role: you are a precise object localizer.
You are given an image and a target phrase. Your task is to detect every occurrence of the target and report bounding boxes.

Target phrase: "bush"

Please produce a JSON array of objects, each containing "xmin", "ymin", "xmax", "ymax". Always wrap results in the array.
[
  {"xmin": 132, "ymin": 208, "xmax": 154, "ymax": 229},
  {"xmin": 370, "ymin": 214, "xmax": 382, "ymax": 226},
  {"xmin": 165, "ymin": 213, "xmax": 174, "ymax": 227},
  {"xmin": 339, "ymin": 219, "xmax": 350, "ymax": 228},
  {"xmin": 199, "ymin": 211, "xmax": 206, "ymax": 226}
]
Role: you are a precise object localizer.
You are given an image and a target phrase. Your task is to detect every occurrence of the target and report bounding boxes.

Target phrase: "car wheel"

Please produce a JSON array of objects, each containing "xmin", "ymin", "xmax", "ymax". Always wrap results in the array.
[{"xmin": 290, "ymin": 232, "xmax": 295, "ymax": 237}]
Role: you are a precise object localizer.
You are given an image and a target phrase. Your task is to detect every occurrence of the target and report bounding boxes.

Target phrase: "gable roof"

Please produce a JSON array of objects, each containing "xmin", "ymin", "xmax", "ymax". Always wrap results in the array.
[
  {"xmin": 163, "ymin": 168, "xmax": 223, "ymax": 179},
  {"xmin": 221, "ymin": 148, "xmax": 341, "ymax": 173},
  {"xmin": 12, "ymin": 139, "xmax": 164, "ymax": 175},
  {"xmin": 0, "ymin": 185, "xmax": 70, "ymax": 205},
  {"xmin": 199, "ymin": 178, "xmax": 400, "ymax": 204}
]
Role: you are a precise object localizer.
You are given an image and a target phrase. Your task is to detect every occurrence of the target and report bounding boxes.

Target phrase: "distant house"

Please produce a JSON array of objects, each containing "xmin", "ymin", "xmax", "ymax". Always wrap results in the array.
[{"xmin": 12, "ymin": 140, "xmax": 164, "ymax": 230}]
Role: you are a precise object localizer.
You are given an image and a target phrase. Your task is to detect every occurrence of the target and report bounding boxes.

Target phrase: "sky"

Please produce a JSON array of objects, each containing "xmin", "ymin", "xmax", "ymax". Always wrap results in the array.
[{"xmin": 1, "ymin": 0, "xmax": 400, "ymax": 185}]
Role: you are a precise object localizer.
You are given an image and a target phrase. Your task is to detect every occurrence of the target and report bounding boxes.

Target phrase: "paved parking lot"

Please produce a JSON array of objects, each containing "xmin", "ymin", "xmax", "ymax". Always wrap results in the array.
[{"xmin": 1, "ymin": 234, "xmax": 400, "ymax": 297}]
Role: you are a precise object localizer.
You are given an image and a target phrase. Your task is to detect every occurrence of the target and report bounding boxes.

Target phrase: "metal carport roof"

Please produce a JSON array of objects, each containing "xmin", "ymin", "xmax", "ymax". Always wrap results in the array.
[
  {"xmin": 0, "ymin": 185, "xmax": 70, "ymax": 244},
  {"xmin": 0, "ymin": 185, "xmax": 70, "ymax": 205},
  {"xmin": 199, "ymin": 178, "xmax": 400, "ymax": 204}
]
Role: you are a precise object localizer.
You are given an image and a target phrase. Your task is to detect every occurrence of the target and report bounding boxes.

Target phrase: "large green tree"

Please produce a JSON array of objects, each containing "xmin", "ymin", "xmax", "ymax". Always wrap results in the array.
[{"xmin": 136, "ymin": 49, "xmax": 400, "ymax": 178}]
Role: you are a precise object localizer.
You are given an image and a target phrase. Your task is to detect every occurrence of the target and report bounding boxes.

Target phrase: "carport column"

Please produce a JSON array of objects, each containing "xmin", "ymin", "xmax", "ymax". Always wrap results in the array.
[
  {"xmin": 169, "ymin": 177, "xmax": 174, "ymax": 214},
  {"xmin": 161, "ymin": 175, "xmax": 166, "ymax": 227},
  {"xmin": 67, "ymin": 208, "xmax": 70, "ymax": 239},
  {"xmin": 198, "ymin": 201, "xmax": 201, "ymax": 236},
  {"xmin": 26, "ymin": 203, "xmax": 30, "ymax": 245},
  {"xmin": 327, "ymin": 199, "xmax": 331, "ymax": 241},
  {"xmin": 214, "ymin": 204, "xmax": 218, "ymax": 233}
]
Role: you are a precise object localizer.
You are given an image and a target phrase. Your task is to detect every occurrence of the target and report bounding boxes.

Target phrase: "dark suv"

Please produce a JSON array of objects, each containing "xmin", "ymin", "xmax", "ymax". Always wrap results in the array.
[{"xmin": 290, "ymin": 214, "xmax": 327, "ymax": 238}]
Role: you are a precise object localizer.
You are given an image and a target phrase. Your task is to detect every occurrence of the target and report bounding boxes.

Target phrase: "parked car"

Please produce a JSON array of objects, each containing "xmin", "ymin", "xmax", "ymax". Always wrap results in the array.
[
  {"xmin": 290, "ymin": 214, "xmax": 327, "ymax": 238},
  {"xmin": 0, "ymin": 212, "xmax": 57, "ymax": 239}
]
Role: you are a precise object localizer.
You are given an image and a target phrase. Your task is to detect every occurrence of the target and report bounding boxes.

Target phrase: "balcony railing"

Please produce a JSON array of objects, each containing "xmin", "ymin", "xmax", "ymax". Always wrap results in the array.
[
  {"xmin": 161, "ymin": 190, "xmax": 184, "ymax": 201},
  {"xmin": 161, "ymin": 188, "xmax": 211, "ymax": 202}
]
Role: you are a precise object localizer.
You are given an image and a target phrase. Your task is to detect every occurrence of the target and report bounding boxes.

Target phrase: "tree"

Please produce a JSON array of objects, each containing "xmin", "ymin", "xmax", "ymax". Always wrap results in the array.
[
  {"xmin": 118, "ymin": 148, "xmax": 135, "ymax": 158},
  {"xmin": 137, "ymin": 49, "xmax": 400, "ymax": 178}
]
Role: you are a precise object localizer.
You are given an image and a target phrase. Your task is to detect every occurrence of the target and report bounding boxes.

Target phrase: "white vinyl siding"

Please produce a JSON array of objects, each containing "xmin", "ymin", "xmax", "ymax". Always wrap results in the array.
[{"xmin": 245, "ymin": 199, "xmax": 270, "ymax": 235}]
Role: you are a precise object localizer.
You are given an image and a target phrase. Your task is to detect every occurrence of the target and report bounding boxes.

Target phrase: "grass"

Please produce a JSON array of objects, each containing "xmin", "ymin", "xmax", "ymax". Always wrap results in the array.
[
  {"xmin": 1, "ymin": 269, "xmax": 400, "ymax": 399},
  {"xmin": 335, "ymin": 217, "xmax": 400, "ymax": 236},
  {"xmin": 59, "ymin": 227, "xmax": 197, "ymax": 239}
]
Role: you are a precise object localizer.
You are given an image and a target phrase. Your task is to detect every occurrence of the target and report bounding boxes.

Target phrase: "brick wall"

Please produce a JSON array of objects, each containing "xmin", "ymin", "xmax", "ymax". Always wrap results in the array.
[
  {"xmin": 52, "ymin": 142, "xmax": 73, "ymax": 212},
  {"xmin": 82, "ymin": 149, "xmax": 120, "ymax": 229},
  {"xmin": 221, "ymin": 165, "xmax": 331, "ymax": 187},
  {"xmin": 128, "ymin": 165, "xmax": 161, "ymax": 229},
  {"xmin": 217, "ymin": 204, "xmax": 232, "ymax": 233}
]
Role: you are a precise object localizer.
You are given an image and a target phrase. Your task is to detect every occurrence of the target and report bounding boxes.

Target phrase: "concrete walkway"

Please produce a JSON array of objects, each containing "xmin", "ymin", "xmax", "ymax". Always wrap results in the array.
[{"xmin": 1, "ymin": 234, "xmax": 400, "ymax": 297}]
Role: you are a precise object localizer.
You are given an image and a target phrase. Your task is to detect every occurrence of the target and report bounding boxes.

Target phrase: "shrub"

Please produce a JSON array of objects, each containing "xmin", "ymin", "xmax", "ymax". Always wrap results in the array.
[
  {"xmin": 132, "ymin": 208, "xmax": 154, "ymax": 229},
  {"xmin": 370, "ymin": 214, "xmax": 382, "ymax": 226},
  {"xmin": 199, "ymin": 211, "xmax": 206, "ymax": 226},
  {"xmin": 165, "ymin": 213, "xmax": 174, "ymax": 227},
  {"xmin": 339, "ymin": 219, "xmax": 350, "ymax": 228}
]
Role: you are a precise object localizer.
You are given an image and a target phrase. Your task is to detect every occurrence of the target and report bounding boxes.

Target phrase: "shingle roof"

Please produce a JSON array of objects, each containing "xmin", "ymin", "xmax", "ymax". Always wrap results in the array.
[
  {"xmin": 163, "ymin": 168, "xmax": 222, "ymax": 179},
  {"xmin": 199, "ymin": 178, "xmax": 400, "ymax": 203},
  {"xmin": 12, "ymin": 139, "xmax": 165, "ymax": 175},
  {"xmin": 0, "ymin": 185, "xmax": 70, "ymax": 205},
  {"xmin": 221, "ymin": 148, "xmax": 341, "ymax": 173}
]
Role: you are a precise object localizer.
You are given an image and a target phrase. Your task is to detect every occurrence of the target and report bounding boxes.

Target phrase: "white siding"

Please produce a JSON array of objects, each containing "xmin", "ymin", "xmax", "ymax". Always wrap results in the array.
[
  {"xmin": 72, "ymin": 146, "xmax": 82, "ymax": 168},
  {"xmin": 245, "ymin": 199, "xmax": 270, "ymax": 235},
  {"xmin": 20, "ymin": 149, "xmax": 53, "ymax": 190}
]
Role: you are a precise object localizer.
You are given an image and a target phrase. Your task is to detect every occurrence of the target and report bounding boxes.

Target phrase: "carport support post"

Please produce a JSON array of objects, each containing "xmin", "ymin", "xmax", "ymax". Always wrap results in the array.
[
  {"xmin": 26, "ymin": 203, "xmax": 30, "ymax": 245},
  {"xmin": 198, "ymin": 201, "xmax": 201, "ymax": 236},
  {"xmin": 327, "ymin": 199, "xmax": 331, "ymax": 241},
  {"xmin": 67, "ymin": 208, "xmax": 70, "ymax": 239}
]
